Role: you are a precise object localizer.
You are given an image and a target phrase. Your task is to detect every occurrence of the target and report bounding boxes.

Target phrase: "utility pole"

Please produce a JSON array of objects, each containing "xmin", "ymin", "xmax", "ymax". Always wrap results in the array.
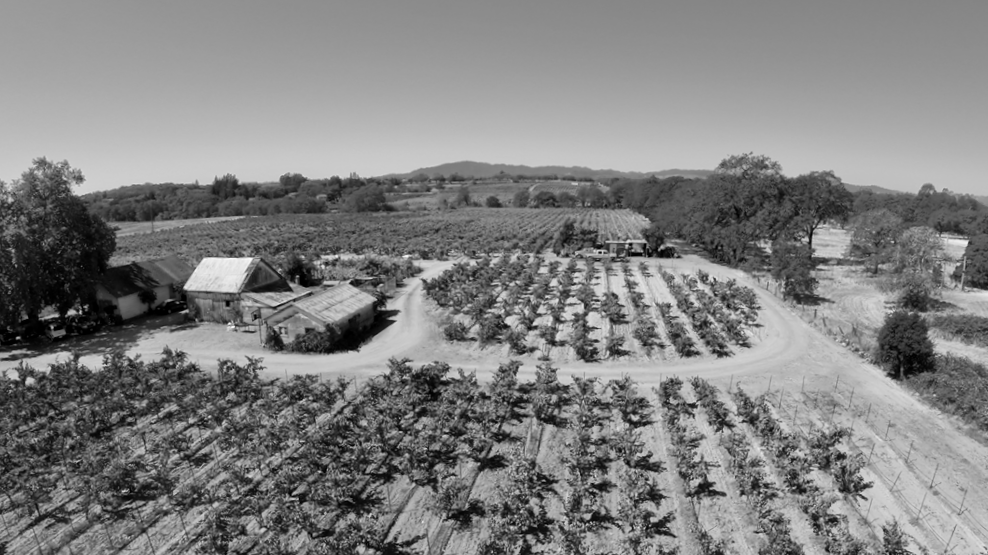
[{"xmin": 960, "ymin": 256, "xmax": 967, "ymax": 292}]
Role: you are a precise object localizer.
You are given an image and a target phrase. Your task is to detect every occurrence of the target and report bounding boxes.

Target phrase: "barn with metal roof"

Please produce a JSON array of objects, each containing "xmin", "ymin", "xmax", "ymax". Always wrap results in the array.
[
  {"xmin": 184, "ymin": 257, "xmax": 292, "ymax": 323},
  {"xmin": 263, "ymin": 283, "xmax": 377, "ymax": 344}
]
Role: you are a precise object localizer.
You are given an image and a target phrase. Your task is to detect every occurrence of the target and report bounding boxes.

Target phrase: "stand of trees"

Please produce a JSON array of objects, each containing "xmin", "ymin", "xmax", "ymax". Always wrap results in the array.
[{"xmin": 0, "ymin": 158, "xmax": 116, "ymax": 328}]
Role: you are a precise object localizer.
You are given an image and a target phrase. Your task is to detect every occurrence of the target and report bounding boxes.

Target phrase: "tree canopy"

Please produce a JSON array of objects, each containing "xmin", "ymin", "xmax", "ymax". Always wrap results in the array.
[
  {"xmin": 0, "ymin": 158, "xmax": 116, "ymax": 326},
  {"xmin": 877, "ymin": 311, "xmax": 935, "ymax": 380}
]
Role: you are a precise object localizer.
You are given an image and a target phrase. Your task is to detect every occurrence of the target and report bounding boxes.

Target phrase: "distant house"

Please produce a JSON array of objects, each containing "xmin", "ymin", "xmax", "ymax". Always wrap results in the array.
[
  {"xmin": 263, "ymin": 283, "xmax": 377, "ymax": 344},
  {"xmin": 184, "ymin": 257, "xmax": 292, "ymax": 323},
  {"xmin": 97, "ymin": 255, "xmax": 194, "ymax": 321}
]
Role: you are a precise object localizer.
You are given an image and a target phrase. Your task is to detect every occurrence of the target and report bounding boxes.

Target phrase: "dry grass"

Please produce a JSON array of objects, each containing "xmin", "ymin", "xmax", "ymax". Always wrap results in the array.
[{"xmin": 113, "ymin": 216, "xmax": 243, "ymax": 237}]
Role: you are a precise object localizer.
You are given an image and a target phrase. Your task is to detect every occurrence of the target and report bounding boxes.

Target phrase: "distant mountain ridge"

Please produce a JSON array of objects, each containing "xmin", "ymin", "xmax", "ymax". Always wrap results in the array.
[{"xmin": 386, "ymin": 161, "xmax": 714, "ymax": 180}]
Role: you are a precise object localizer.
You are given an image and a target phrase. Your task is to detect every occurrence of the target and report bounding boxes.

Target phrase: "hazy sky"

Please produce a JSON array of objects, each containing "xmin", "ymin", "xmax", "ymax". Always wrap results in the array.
[{"xmin": 1, "ymin": 1, "xmax": 985, "ymax": 195}]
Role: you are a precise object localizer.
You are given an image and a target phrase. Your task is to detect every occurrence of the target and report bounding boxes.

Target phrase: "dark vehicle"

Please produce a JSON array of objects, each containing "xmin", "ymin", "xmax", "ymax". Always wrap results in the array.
[
  {"xmin": 0, "ymin": 327, "xmax": 19, "ymax": 347},
  {"xmin": 657, "ymin": 245, "xmax": 680, "ymax": 258},
  {"xmin": 66, "ymin": 314, "xmax": 99, "ymax": 335},
  {"xmin": 154, "ymin": 299, "xmax": 187, "ymax": 314},
  {"xmin": 45, "ymin": 321, "xmax": 67, "ymax": 341}
]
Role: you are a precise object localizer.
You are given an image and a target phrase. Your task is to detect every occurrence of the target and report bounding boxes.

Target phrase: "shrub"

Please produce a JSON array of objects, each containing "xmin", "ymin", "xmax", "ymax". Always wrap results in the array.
[
  {"xmin": 443, "ymin": 321, "xmax": 469, "ymax": 341},
  {"xmin": 286, "ymin": 327, "xmax": 339, "ymax": 353},
  {"xmin": 264, "ymin": 328, "xmax": 285, "ymax": 351},
  {"xmin": 877, "ymin": 311, "xmax": 935, "ymax": 380},
  {"xmin": 927, "ymin": 314, "xmax": 988, "ymax": 349}
]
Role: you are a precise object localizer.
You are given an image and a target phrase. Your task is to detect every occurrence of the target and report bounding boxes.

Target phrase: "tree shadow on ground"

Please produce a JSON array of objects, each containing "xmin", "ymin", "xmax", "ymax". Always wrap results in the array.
[
  {"xmin": 793, "ymin": 292, "xmax": 835, "ymax": 307},
  {"xmin": 0, "ymin": 312, "xmax": 186, "ymax": 363}
]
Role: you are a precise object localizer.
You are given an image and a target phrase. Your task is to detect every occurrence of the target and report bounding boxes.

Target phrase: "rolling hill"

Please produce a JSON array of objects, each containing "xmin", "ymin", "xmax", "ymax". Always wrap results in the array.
[{"xmin": 387, "ymin": 161, "xmax": 714, "ymax": 181}]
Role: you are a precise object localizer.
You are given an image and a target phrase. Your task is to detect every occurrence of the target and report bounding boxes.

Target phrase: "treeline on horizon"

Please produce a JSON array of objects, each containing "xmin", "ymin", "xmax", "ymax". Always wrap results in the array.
[
  {"xmin": 81, "ymin": 171, "xmax": 600, "ymax": 222},
  {"xmin": 83, "ymin": 164, "xmax": 985, "ymax": 241}
]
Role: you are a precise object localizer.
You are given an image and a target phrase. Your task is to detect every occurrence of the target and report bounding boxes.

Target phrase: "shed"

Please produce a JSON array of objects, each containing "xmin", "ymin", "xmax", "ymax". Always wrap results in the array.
[
  {"xmin": 184, "ymin": 257, "xmax": 291, "ymax": 322},
  {"xmin": 97, "ymin": 255, "xmax": 194, "ymax": 321},
  {"xmin": 241, "ymin": 290, "xmax": 314, "ymax": 323},
  {"xmin": 263, "ymin": 283, "xmax": 377, "ymax": 344},
  {"xmin": 605, "ymin": 239, "xmax": 649, "ymax": 257}
]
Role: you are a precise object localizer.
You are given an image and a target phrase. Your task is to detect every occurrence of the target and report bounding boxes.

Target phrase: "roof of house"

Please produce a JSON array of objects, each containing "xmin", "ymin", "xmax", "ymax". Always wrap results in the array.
[
  {"xmin": 266, "ymin": 283, "xmax": 376, "ymax": 327},
  {"xmin": 184, "ymin": 257, "xmax": 285, "ymax": 294},
  {"xmin": 99, "ymin": 255, "xmax": 194, "ymax": 298},
  {"xmin": 242, "ymin": 290, "xmax": 313, "ymax": 308}
]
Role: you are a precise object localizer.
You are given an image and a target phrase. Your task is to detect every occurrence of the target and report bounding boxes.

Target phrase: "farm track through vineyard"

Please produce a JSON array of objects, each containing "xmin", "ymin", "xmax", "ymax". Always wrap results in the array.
[{"xmin": 5, "ymin": 254, "xmax": 988, "ymax": 553}]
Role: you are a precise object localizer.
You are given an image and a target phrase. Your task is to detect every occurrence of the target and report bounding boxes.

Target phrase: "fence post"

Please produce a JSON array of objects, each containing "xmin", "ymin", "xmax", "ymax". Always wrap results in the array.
[
  {"xmin": 885, "ymin": 420, "xmax": 892, "ymax": 441},
  {"xmin": 847, "ymin": 387, "xmax": 854, "ymax": 409},
  {"xmin": 778, "ymin": 388, "xmax": 784, "ymax": 409},
  {"xmin": 801, "ymin": 376, "xmax": 805, "ymax": 394},
  {"xmin": 890, "ymin": 470, "xmax": 902, "ymax": 493},
  {"xmin": 834, "ymin": 375, "xmax": 840, "ymax": 393},
  {"xmin": 917, "ymin": 489, "xmax": 929, "ymax": 519},
  {"xmin": 865, "ymin": 403, "xmax": 871, "ymax": 423},
  {"xmin": 792, "ymin": 406, "xmax": 798, "ymax": 427},
  {"xmin": 905, "ymin": 441, "xmax": 914, "ymax": 465},
  {"xmin": 767, "ymin": 376, "xmax": 772, "ymax": 393},
  {"xmin": 929, "ymin": 463, "xmax": 939, "ymax": 489},
  {"xmin": 943, "ymin": 524, "xmax": 958, "ymax": 555},
  {"xmin": 958, "ymin": 489, "xmax": 968, "ymax": 515},
  {"xmin": 867, "ymin": 443, "xmax": 875, "ymax": 466}
]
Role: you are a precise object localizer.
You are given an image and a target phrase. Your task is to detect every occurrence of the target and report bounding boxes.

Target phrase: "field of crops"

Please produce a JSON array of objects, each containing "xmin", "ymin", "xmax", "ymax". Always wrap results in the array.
[
  {"xmin": 426, "ymin": 256, "xmax": 760, "ymax": 363},
  {"xmin": 2, "ymin": 351, "xmax": 908, "ymax": 555},
  {"xmin": 111, "ymin": 208, "xmax": 650, "ymax": 265}
]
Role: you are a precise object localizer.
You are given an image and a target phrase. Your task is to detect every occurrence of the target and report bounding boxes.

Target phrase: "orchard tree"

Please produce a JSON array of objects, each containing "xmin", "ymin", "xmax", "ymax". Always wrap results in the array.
[
  {"xmin": 512, "ymin": 189, "xmax": 530, "ymax": 208},
  {"xmin": 847, "ymin": 209, "xmax": 903, "ymax": 273},
  {"xmin": 877, "ymin": 311, "xmax": 934, "ymax": 380},
  {"xmin": 485, "ymin": 195, "xmax": 502, "ymax": 208},
  {"xmin": 1, "ymin": 158, "xmax": 116, "ymax": 326}
]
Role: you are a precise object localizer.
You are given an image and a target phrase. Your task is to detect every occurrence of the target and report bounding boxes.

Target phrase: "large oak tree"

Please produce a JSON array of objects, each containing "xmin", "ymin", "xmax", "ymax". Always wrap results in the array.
[{"xmin": 0, "ymin": 158, "xmax": 116, "ymax": 327}]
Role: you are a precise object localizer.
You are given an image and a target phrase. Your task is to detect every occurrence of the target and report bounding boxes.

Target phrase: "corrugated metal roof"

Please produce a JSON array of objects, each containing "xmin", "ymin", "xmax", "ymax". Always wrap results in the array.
[
  {"xmin": 184, "ymin": 257, "xmax": 277, "ymax": 294},
  {"xmin": 100, "ymin": 254, "xmax": 194, "ymax": 298},
  {"xmin": 291, "ymin": 283, "xmax": 376, "ymax": 325},
  {"xmin": 242, "ymin": 290, "xmax": 312, "ymax": 308}
]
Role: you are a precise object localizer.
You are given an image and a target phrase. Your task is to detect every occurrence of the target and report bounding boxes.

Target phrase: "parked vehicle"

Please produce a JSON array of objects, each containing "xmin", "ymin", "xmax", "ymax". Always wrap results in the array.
[
  {"xmin": 154, "ymin": 299, "xmax": 187, "ymax": 314},
  {"xmin": 0, "ymin": 327, "xmax": 19, "ymax": 346},
  {"xmin": 66, "ymin": 314, "xmax": 99, "ymax": 335},
  {"xmin": 45, "ymin": 320, "xmax": 67, "ymax": 341}
]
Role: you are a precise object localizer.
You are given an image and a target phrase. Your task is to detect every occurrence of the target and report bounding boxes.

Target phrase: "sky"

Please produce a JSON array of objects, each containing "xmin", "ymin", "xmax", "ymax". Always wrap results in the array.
[{"xmin": 1, "ymin": 0, "xmax": 986, "ymax": 195}]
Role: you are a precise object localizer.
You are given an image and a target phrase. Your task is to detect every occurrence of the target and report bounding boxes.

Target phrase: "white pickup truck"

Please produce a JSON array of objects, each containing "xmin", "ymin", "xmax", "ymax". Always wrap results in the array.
[{"xmin": 574, "ymin": 248, "xmax": 625, "ymax": 261}]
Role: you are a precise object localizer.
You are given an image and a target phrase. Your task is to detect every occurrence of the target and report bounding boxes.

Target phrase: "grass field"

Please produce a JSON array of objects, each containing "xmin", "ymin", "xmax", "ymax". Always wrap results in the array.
[{"xmin": 112, "ymin": 216, "xmax": 244, "ymax": 237}]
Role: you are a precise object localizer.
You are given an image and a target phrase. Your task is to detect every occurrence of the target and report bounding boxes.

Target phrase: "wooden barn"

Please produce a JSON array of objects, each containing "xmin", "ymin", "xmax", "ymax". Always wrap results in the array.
[
  {"xmin": 96, "ymin": 255, "xmax": 194, "ymax": 321},
  {"xmin": 184, "ymin": 257, "xmax": 292, "ymax": 323},
  {"xmin": 263, "ymin": 283, "xmax": 377, "ymax": 344}
]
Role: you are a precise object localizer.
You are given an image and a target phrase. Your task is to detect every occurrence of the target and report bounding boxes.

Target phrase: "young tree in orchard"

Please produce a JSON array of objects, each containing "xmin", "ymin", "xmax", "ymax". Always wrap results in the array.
[
  {"xmin": 784, "ymin": 170, "xmax": 854, "ymax": 255},
  {"xmin": 0, "ymin": 158, "xmax": 116, "ymax": 326},
  {"xmin": 846, "ymin": 209, "xmax": 903, "ymax": 273},
  {"xmin": 877, "ymin": 311, "xmax": 934, "ymax": 380}
]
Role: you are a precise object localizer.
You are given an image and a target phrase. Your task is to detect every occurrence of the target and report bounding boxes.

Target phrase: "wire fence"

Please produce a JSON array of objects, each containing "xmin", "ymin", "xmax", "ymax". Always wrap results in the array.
[{"xmin": 730, "ymin": 371, "xmax": 988, "ymax": 554}]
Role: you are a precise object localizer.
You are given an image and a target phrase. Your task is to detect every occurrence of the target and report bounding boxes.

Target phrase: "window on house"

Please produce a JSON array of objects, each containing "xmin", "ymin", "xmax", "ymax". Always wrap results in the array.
[
  {"xmin": 278, "ymin": 326, "xmax": 287, "ymax": 336},
  {"xmin": 304, "ymin": 328, "xmax": 315, "ymax": 335},
  {"xmin": 225, "ymin": 301, "xmax": 231, "ymax": 308}
]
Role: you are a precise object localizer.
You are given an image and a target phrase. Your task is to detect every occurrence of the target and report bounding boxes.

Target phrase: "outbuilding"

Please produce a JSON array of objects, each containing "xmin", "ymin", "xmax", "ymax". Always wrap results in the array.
[
  {"xmin": 96, "ymin": 254, "xmax": 194, "ymax": 321},
  {"xmin": 605, "ymin": 239, "xmax": 649, "ymax": 257},
  {"xmin": 263, "ymin": 283, "xmax": 377, "ymax": 344},
  {"xmin": 184, "ymin": 257, "xmax": 292, "ymax": 323}
]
